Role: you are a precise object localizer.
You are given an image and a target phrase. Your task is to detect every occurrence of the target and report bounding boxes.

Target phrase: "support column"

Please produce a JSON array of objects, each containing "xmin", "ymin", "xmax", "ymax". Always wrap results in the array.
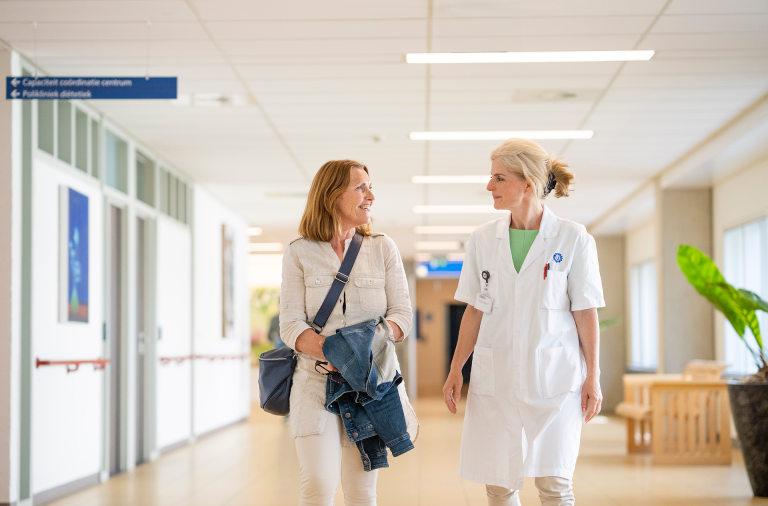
[
  {"xmin": 656, "ymin": 187, "xmax": 714, "ymax": 373},
  {"xmin": 594, "ymin": 236, "xmax": 626, "ymax": 412},
  {"xmin": 0, "ymin": 47, "xmax": 22, "ymax": 506}
]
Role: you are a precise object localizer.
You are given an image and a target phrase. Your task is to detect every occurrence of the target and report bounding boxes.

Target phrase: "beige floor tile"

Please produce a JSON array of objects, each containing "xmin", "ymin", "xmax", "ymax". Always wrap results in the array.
[{"xmin": 45, "ymin": 399, "xmax": 768, "ymax": 506}]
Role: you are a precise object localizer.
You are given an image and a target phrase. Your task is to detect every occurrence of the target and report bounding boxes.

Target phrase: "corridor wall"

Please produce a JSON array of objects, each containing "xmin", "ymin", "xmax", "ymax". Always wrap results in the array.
[
  {"xmin": 192, "ymin": 188, "xmax": 250, "ymax": 436},
  {"xmin": 156, "ymin": 217, "xmax": 192, "ymax": 449},
  {"xmin": 31, "ymin": 156, "xmax": 103, "ymax": 495}
]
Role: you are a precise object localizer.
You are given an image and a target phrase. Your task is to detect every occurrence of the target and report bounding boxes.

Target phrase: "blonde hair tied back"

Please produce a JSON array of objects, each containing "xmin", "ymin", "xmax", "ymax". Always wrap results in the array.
[{"xmin": 490, "ymin": 138, "xmax": 574, "ymax": 199}]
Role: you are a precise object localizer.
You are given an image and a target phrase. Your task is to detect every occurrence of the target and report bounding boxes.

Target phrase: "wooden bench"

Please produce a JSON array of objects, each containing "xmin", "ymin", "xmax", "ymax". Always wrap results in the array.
[{"xmin": 615, "ymin": 361, "xmax": 731, "ymax": 464}]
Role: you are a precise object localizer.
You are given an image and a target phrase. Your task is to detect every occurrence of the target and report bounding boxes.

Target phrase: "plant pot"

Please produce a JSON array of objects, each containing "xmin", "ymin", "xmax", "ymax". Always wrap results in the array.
[{"xmin": 728, "ymin": 382, "xmax": 768, "ymax": 497}]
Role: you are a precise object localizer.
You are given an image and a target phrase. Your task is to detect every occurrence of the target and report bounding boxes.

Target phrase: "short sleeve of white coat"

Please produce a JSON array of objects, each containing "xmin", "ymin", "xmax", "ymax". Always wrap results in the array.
[
  {"xmin": 568, "ymin": 232, "xmax": 606, "ymax": 311},
  {"xmin": 454, "ymin": 232, "xmax": 480, "ymax": 306}
]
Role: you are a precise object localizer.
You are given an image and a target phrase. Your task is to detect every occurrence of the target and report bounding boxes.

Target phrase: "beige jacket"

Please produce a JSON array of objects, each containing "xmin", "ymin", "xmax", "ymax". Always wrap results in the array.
[{"xmin": 279, "ymin": 233, "xmax": 419, "ymax": 442}]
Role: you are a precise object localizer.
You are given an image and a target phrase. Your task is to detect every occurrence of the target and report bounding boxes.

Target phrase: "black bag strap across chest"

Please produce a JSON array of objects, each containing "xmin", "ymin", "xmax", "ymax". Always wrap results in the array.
[{"xmin": 309, "ymin": 231, "xmax": 364, "ymax": 333}]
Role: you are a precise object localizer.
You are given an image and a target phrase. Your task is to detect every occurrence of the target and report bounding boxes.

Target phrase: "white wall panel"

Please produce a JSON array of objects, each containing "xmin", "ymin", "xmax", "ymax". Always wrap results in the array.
[
  {"xmin": 155, "ymin": 217, "xmax": 192, "ymax": 449},
  {"xmin": 192, "ymin": 187, "xmax": 250, "ymax": 436},
  {"xmin": 31, "ymin": 157, "xmax": 103, "ymax": 494}
]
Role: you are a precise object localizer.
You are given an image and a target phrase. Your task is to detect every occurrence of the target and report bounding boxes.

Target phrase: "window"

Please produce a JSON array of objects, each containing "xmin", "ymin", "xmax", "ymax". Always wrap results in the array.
[
  {"xmin": 159, "ymin": 169, "xmax": 169, "ymax": 214},
  {"xmin": 105, "ymin": 129, "xmax": 128, "ymax": 193},
  {"xmin": 75, "ymin": 109, "xmax": 88, "ymax": 172},
  {"xmin": 91, "ymin": 118, "xmax": 100, "ymax": 178},
  {"xmin": 37, "ymin": 100, "xmax": 54, "ymax": 155},
  {"xmin": 723, "ymin": 218, "xmax": 767, "ymax": 375},
  {"xmin": 57, "ymin": 100, "xmax": 72, "ymax": 164},
  {"xmin": 135, "ymin": 151, "xmax": 155, "ymax": 206},
  {"xmin": 177, "ymin": 181, "xmax": 186, "ymax": 223},
  {"xmin": 630, "ymin": 260, "xmax": 659, "ymax": 370},
  {"xmin": 169, "ymin": 175, "xmax": 178, "ymax": 219}
]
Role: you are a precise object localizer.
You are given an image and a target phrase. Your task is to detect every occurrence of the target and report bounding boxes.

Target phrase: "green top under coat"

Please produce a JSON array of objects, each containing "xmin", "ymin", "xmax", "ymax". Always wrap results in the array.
[{"xmin": 509, "ymin": 228, "xmax": 539, "ymax": 273}]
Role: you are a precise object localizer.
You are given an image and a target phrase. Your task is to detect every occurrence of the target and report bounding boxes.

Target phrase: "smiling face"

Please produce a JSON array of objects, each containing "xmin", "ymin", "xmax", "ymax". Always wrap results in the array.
[
  {"xmin": 335, "ymin": 167, "xmax": 375, "ymax": 232},
  {"xmin": 486, "ymin": 159, "xmax": 534, "ymax": 211}
]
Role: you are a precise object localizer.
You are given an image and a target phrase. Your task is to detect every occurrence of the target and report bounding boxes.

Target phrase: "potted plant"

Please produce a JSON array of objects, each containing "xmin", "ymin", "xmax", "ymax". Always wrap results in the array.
[{"xmin": 678, "ymin": 244, "xmax": 768, "ymax": 496}]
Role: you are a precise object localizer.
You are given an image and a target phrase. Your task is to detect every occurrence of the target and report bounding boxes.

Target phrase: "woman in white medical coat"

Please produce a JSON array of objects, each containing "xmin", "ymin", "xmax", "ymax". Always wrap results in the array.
[{"xmin": 443, "ymin": 138, "xmax": 604, "ymax": 506}]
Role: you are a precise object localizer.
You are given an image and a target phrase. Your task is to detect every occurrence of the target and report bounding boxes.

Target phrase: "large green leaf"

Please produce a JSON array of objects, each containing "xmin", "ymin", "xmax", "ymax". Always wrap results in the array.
[
  {"xmin": 677, "ymin": 245, "xmax": 764, "ymax": 362},
  {"xmin": 740, "ymin": 289, "xmax": 768, "ymax": 313}
]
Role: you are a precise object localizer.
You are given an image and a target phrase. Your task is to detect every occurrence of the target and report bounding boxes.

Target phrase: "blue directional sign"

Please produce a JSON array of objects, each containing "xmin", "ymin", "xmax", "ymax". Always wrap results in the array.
[{"xmin": 6, "ymin": 77, "xmax": 177, "ymax": 100}]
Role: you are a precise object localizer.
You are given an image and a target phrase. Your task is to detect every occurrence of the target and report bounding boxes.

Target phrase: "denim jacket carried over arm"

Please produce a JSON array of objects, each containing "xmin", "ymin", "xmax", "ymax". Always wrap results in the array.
[{"xmin": 322, "ymin": 318, "xmax": 415, "ymax": 471}]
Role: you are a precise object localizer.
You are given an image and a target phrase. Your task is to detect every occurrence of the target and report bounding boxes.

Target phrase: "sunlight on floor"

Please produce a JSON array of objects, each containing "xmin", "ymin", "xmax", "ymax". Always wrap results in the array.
[{"xmin": 49, "ymin": 398, "xmax": 767, "ymax": 506}]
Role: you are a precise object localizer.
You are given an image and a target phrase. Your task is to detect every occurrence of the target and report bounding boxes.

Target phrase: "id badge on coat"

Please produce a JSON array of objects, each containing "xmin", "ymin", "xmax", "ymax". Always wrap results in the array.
[{"xmin": 474, "ymin": 293, "xmax": 493, "ymax": 314}]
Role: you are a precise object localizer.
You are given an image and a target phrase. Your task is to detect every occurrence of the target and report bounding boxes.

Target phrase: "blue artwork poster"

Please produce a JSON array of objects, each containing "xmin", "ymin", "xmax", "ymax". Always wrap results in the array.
[{"xmin": 66, "ymin": 188, "xmax": 89, "ymax": 322}]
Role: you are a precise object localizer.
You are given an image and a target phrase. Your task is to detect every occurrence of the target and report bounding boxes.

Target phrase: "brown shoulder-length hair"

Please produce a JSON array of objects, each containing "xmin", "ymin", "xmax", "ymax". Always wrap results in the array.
[{"xmin": 299, "ymin": 159, "xmax": 373, "ymax": 242}]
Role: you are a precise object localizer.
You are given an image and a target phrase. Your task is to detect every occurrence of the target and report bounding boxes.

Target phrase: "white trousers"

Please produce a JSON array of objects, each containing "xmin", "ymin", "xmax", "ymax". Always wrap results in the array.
[
  {"xmin": 294, "ymin": 414, "xmax": 378, "ymax": 506},
  {"xmin": 487, "ymin": 477, "xmax": 574, "ymax": 506}
]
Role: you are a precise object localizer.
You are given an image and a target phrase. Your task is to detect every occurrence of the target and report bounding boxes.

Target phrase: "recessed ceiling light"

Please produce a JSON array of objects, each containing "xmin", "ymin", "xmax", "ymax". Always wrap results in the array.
[
  {"xmin": 415, "ymin": 241, "xmax": 463, "ymax": 251},
  {"xmin": 414, "ymin": 226, "xmax": 478, "ymax": 234},
  {"xmin": 413, "ymin": 205, "xmax": 506, "ymax": 214},
  {"xmin": 248, "ymin": 227, "xmax": 263, "ymax": 236},
  {"xmin": 410, "ymin": 131, "xmax": 593, "ymax": 140},
  {"xmin": 249, "ymin": 243, "xmax": 283, "ymax": 252},
  {"xmin": 412, "ymin": 176, "xmax": 489, "ymax": 184},
  {"xmin": 405, "ymin": 50, "xmax": 654, "ymax": 64}
]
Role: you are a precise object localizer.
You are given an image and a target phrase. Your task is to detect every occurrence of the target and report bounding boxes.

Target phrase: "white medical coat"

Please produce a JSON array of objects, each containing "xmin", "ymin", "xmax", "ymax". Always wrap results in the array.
[{"xmin": 454, "ymin": 205, "xmax": 605, "ymax": 489}]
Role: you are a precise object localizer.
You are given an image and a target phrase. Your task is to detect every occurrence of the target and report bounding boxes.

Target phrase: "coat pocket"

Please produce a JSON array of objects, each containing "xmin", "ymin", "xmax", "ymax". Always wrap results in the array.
[
  {"xmin": 354, "ymin": 276, "xmax": 386, "ymax": 312},
  {"xmin": 537, "ymin": 346, "xmax": 582, "ymax": 398},
  {"xmin": 469, "ymin": 347, "xmax": 495, "ymax": 396},
  {"xmin": 304, "ymin": 274, "xmax": 334, "ymax": 312},
  {"xmin": 538, "ymin": 271, "xmax": 570, "ymax": 310}
]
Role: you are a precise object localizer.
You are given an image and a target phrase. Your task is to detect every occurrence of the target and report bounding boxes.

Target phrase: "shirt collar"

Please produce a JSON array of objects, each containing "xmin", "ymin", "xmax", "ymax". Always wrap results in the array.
[{"xmin": 494, "ymin": 204, "xmax": 559, "ymax": 239}]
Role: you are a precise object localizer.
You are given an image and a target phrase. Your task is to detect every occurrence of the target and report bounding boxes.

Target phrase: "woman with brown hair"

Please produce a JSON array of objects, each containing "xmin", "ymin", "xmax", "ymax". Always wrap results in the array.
[{"xmin": 279, "ymin": 159, "xmax": 418, "ymax": 506}]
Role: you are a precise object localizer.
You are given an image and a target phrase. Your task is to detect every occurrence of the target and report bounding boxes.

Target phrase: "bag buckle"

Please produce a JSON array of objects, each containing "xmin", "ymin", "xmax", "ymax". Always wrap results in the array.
[
  {"xmin": 309, "ymin": 322, "xmax": 323, "ymax": 334},
  {"xmin": 334, "ymin": 272, "xmax": 349, "ymax": 284}
]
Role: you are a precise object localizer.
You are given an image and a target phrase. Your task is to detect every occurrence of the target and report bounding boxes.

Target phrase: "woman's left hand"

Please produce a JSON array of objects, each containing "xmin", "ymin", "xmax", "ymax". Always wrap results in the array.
[
  {"xmin": 388, "ymin": 320, "xmax": 404, "ymax": 343},
  {"xmin": 581, "ymin": 374, "xmax": 602, "ymax": 423}
]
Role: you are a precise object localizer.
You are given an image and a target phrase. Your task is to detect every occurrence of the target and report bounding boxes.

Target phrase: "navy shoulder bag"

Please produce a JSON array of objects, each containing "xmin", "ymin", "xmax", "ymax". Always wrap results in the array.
[{"xmin": 258, "ymin": 232, "xmax": 364, "ymax": 416}]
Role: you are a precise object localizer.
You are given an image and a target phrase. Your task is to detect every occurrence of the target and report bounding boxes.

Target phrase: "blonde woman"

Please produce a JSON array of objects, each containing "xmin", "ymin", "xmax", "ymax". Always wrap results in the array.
[
  {"xmin": 443, "ymin": 139, "xmax": 604, "ymax": 506},
  {"xmin": 280, "ymin": 159, "xmax": 418, "ymax": 506}
]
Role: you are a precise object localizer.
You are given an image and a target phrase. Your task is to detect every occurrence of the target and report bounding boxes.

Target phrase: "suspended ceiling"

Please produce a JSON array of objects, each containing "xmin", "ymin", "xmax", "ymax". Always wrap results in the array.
[{"xmin": 1, "ymin": 0, "xmax": 767, "ymax": 256}]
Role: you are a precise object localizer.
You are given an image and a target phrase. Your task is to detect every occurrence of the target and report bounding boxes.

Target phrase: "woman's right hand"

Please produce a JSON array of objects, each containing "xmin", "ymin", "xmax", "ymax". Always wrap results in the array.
[{"xmin": 443, "ymin": 368, "xmax": 464, "ymax": 415}]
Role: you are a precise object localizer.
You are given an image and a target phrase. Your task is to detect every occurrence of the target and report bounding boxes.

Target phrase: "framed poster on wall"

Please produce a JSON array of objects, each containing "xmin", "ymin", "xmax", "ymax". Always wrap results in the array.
[
  {"xmin": 222, "ymin": 224, "xmax": 235, "ymax": 338},
  {"xmin": 59, "ymin": 186, "xmax": 89, "ymax": 323}
]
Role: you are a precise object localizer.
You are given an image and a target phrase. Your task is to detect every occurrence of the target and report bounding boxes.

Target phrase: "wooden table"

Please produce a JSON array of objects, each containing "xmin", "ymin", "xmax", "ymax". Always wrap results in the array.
[{"xmin": 618, "ymin": 374, "xmax": 731, "ymax": 465}]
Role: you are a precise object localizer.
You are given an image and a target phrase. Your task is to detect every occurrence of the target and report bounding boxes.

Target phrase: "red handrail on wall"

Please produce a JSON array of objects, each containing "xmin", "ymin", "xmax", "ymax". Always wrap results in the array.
[
  {"xmin": 159, "ymin": 354, "xmax": 249, "ymax": 365},
  {"xmin": 36, "ymin": 358, "xmax": 110, "ymax": 373}
]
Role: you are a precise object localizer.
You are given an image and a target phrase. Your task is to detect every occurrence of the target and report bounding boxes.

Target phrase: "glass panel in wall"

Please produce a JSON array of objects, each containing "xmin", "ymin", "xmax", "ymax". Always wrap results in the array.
[
  {"xmin": 91, "ymin": 118, "xmax": 100, "ymax": 178},
  {"xmin": 630, "ymin": 260, "xmax": 658, "ymax": 370},
  {"xmin": 105, "ymin": 130, "xmax": 128, "ymax": 193},
  {"xmin": 57, "ymin": 100, "xmax": 72, "ymax": 164},
  {"xmin": 159, "ymin": 169, "xmax": 169, "ymax": 214},
  {"xmin": 37, "ymin": 100, "xmax": 54, "ymax": 155},
  {"xmin": 135, "ymin": 151, "xmax": 155, "ymax": 206},
  {"xmin": 723, "ymin": 220, "xmax": 766, "ymax": 375},
  {"xmin": 74, "ymin": 109, "xmax": 88, "ymax": 172},
  {"xmin": 169, "ymin": 175, "xmax": 178, "ymax": 219},
  {"xmin": 177, "ymin": 181, "xmax": 186, "ymax": 223}
]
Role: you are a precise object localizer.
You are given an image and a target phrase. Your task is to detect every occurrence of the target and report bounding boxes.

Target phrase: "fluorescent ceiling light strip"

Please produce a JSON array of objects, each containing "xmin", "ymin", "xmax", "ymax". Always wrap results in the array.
[
  {"xmin": 414, "ymin": 226, "xmax": 478, "ymax": 234},
  {"xmin": 410, "ymin": 131, "xmax": 593, "ymax": 140},
  {"xmin": 248, "ymin": 227, "xmax": 263, "ymax": 236},
  {"xmin": 413, "ymin": 205, "xmax": 506, "ymax": 214},
  {"xmin": 415, "ymin": 241, "xmax": 462, "ymax": 251},
  {"xmin": 406, "ymin": 50, "xmax": 654, "ymax": 64},
  {"xmin": 412, "ymin": 176, "xmax": 489, "ymax": 184}
]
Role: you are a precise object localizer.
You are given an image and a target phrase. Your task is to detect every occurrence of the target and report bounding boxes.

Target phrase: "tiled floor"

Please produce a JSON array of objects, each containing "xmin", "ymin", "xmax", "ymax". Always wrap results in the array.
[{"xmin": 49, "ymin": 399, "xmax": 767, "ymax": 506}]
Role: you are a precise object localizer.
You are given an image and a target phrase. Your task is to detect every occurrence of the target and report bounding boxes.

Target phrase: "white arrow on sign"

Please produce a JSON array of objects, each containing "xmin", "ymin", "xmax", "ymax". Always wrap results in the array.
[
  {"xmin": 10, "ymin": 78, "xmax": 20, "ymax": 87},
  {"xmin": 10, "ymin": 90, "xmax": 20, "ymax": 98}
]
